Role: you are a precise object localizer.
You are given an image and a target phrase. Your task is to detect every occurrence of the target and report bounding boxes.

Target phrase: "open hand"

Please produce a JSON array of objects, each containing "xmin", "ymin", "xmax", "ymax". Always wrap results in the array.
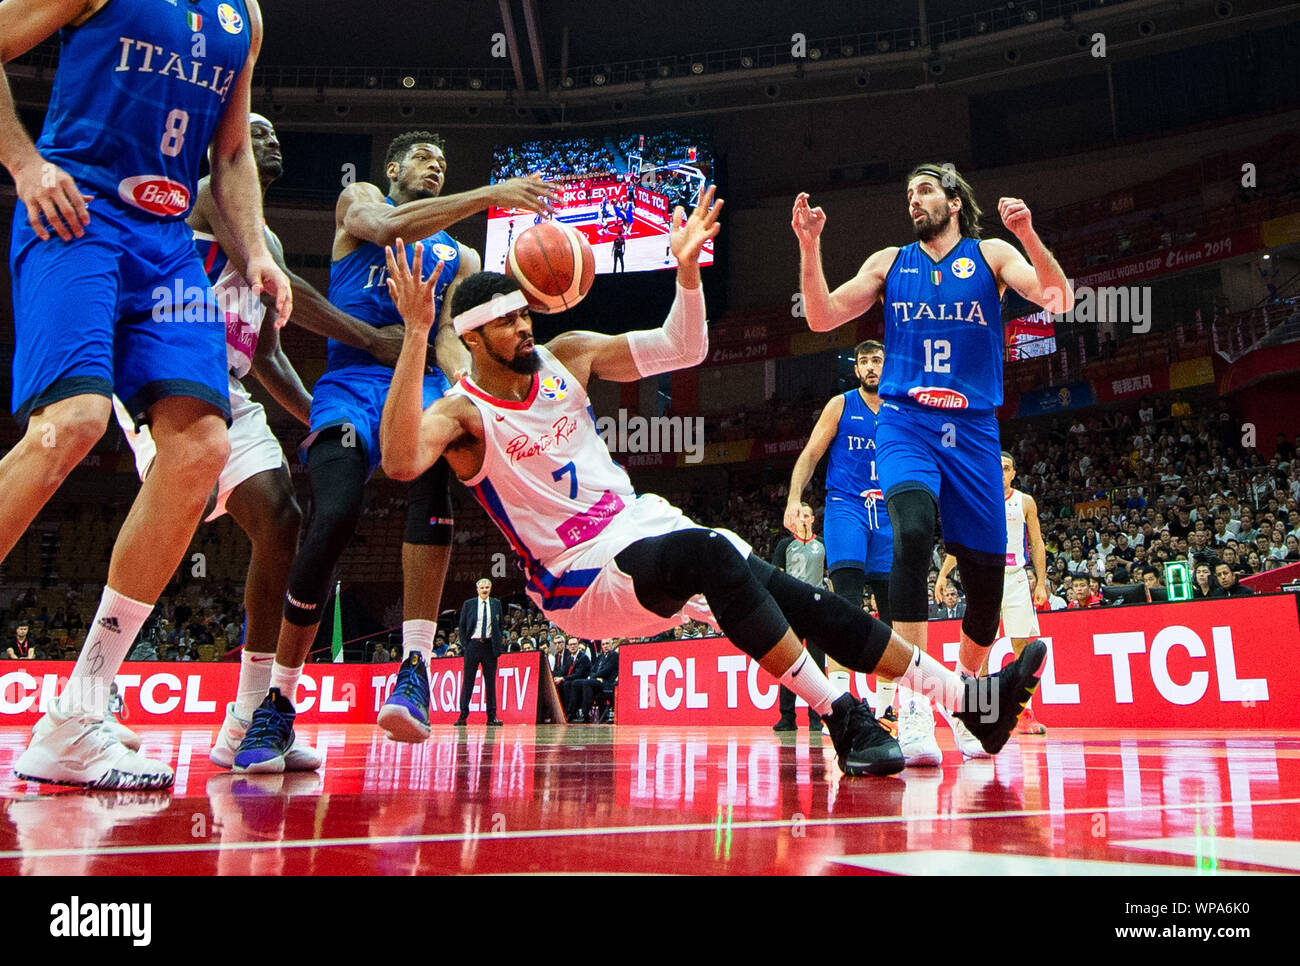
[
  {"xmin": 670, "ymin": 184, "xmax": 722, "ymax": 265},
  {"xmin": 384, "ymin": 239, "xmax": 445, "ymax": 337}
]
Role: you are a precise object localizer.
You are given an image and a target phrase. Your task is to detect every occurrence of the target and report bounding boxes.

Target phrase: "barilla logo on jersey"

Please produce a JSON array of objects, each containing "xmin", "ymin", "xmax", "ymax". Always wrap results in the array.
[
  {"xmin": 950, "ymin": 257, "xmax": 976, "ymax": 279},
  {"xmin": 908, "ymin": 386, "xmax": 969, "ymax": 409},
  {"xmin": 861, "ymin": 488, "xmax": 884, "ymax": 502},
  {"xmin": 540, "ymin": 376, "xmax": 568, "ymax": 401},
  {"xmin": 118, "ymin": 176, "xmax": 190, "ymax": 216},
  {"xmin": 217, "ymin": 3, "xmax": 244, "ymax": 33}
]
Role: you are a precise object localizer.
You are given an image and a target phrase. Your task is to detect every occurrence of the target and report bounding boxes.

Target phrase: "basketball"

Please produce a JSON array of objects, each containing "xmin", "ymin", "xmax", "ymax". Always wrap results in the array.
[{"xmin": 505, "ymin": 221, "xmax": 596, "ymax": 314}]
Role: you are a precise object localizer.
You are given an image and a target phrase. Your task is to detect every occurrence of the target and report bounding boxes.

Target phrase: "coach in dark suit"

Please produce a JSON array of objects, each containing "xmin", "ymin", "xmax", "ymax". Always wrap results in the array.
[
  {"xmin": 577, "ymin": 641, "xmax": 620, "ymax": 723},
  {"xmin": 456, "ymin": 578, "xmax": 505, "ymax": 725},
  {"xmin": 556, "ymin": 638, "xmax": 592, "ymax": 722}
]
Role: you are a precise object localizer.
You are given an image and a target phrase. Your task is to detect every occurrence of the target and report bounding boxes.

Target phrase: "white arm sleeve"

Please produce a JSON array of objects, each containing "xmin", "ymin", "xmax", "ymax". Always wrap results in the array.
[{"xmin": 625, "ymin": 282, "xmax": 707, "ymax": 376}]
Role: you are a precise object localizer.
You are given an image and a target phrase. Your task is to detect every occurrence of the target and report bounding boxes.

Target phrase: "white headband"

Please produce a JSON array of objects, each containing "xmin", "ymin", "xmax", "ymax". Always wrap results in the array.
[{"xmin": 453, "ymin": 290, "xmax": 529, "ymax": 335}]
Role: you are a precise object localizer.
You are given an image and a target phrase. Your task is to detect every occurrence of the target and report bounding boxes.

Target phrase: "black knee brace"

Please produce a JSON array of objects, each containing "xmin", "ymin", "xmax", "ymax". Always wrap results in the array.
[
  {"xmin": 886, "ymin": 488, "xmax": 938, "ymax": 623},
  {"xmin": 950, "ymin": 546, "xmax": 1005, "ymax": 649},
  {"xmin": 748, "ymin": 557, "xmax": 893, "ymax": 672},
  {"xmin": 614, "ymin": 529, "xmax": 788, "ymax": 660},
  {"xmin": 283, "ymin": 431, "xmax": 367, "ymax": 626},
  {"xmin": 828, "ymin": 566, "xmax": 865, "ymax": 609},
  {"xmin": 404, "ymin": 458, "xmax": 454, "ymax": 546}
]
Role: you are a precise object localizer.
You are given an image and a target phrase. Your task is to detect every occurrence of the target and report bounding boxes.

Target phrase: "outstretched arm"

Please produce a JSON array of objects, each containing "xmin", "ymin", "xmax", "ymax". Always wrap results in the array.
[
  {"xmin": 982, "ymin": 197, "xmax": 1074, "ymax": 314},
  {"xmin": 340, "ymin": 176, "xmax": 558, "ymax": 251},
  {"xmin": 792, "ymin": 193, "xmax": 894, "ymax": 332},
  {"xmin": 249, "ymin": 323, "xmax": 312, "ymax": 426},
  {"xmin": 784, "ymin": 395, "xmax": 845, "ymax": 535},
  {"xmin": 190, "ymin": 183, "xmax": 405, "ymax": 365},
  {"xmin": 378, "ymin": 241, "xmax": 467, "ymax": 480},
  {"xmin": 549, "ymin": 186, "xmax": 721, "ymax": 385}
]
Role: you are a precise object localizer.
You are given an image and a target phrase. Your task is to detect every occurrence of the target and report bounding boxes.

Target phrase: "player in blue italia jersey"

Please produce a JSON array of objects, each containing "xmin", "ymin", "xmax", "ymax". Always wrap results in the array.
[
  {"xmin": 1, "ymin": 0, "xmax": 290, "ymax": 790},
  {"xmin": 259, "ymin": 130, "xmax": 559, "ymax": 762},
  {"xmin": 784, "ymin": 340, "xmax": 899, "ymax": 730},
  {"xmin": 792, "ymin": 163, "xmax": 1071, "ymax": 758}
]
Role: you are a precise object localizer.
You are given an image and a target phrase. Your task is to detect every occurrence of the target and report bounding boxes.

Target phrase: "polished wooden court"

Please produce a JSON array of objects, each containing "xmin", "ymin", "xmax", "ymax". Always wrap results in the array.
[{"xmin": 1, "ymin": 723, "xmax": 1297, "ymax": 875}]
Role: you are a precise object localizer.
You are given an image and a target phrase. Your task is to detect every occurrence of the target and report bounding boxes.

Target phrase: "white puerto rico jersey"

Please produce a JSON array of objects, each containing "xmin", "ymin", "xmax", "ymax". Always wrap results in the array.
[
  {"xmin": 193, "ymin": 229, "xmax": 267, "ymax": 380},
  {"xmin": 1005, "ymin": 488, "xmax": 1028, "ymax": 567},
  {"xmin": 448, "ymin": 346, "xmax": 643, "ymax": 611}
]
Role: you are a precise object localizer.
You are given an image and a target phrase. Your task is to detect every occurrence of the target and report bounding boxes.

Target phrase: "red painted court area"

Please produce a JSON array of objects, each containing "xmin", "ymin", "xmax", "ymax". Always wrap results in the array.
[{"xmin": 1, "ymin": 724, "xmax": 1297, "ymax": 875}]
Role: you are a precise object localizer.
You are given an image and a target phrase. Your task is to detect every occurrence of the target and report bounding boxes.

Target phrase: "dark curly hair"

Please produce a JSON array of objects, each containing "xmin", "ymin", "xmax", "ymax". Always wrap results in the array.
[{"xmin": 385, "ymin": 130, "xmax": 445, "ymax": 168}]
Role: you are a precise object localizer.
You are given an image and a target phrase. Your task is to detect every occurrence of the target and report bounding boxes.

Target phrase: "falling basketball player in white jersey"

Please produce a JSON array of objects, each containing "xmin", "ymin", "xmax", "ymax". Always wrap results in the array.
[
  {"xmin": 378, "ymin": 186, "xmax": 1046, "ymax": 777},
  {"xmin": 935, "ymin": 451, "xmax": 1050, "ymax": 738}
]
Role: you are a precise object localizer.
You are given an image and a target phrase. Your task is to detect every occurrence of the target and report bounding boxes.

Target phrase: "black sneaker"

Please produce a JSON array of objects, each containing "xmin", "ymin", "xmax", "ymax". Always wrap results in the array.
[
  {"xmin": 955, "ymin": 639, "xmax": 1047, "ymax": 756},
  {"xmin": 824, "ymin": 693, "xmax": 905, "ymax": 776},
  {"xmin": 772, "ymin": 716, "xmax": 798, "ymax": 733}
]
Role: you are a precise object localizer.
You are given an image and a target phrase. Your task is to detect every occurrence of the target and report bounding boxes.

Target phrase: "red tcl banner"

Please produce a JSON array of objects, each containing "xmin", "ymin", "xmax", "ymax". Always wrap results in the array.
[
  {"xmin": 615, "ymin": 595, "xmax": 1300, "ymax": 729},
  {"xmin": 0, "ymin": 653, "xmax": 547, "ymax": 726},
  {"xmin": 633, "ymin": 185, "xmax": 670, "ymax": 220}
]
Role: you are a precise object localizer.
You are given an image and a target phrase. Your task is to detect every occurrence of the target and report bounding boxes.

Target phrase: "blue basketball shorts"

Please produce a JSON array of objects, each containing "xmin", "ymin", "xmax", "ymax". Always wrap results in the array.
[
  {"xmin": 9, "ymin": 202, "xmax": 230, "ymax": 427},
  {"xmin": 823, "ymin": 492, "xmax": 893, "ymax": 579},
  {"xmin": 307, "ymin": 363, "xmax": 451, "ymax": 474},
  {"xmin": 876, "ymin": 399, "xmax": 1004, "ymax": 563}
]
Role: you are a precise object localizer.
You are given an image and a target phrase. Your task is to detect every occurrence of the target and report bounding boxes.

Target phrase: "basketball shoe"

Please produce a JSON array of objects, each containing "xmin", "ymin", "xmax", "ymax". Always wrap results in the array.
[
  {"xmin": 211, "ymin": 699, "xmax": 320, "ymax": 770},
  {"xmin": 897, "ymin": 693, "xmax": 942, "ymax": 767},
  {"xmin": 938, "ymin": 703, "xmax": 992, "ymax": 759},
  {"xmin": 953, "ymin": 640, "xmax": 1047, "ymax": 756},
  {"xmin": 232, "ymin": 688, "xmax": 307, "ymax": 774},
  {"xmin": 32, "ymin": 712, "xmax": 141, "ymax": 752},
  {"xmin": 1016, "ymin": 702, "xmax": 1047, "ymax": 735},
  {"xmin": 15, "ymin": 706, "xmax": 173, "ymax": 790},
  {"xmin": 824, "ymin": 692, "xmax": 905, "ymax": 777},
  {"xmin": 378, "ymin": 651, "xmax": 432, "ymax": 742}
]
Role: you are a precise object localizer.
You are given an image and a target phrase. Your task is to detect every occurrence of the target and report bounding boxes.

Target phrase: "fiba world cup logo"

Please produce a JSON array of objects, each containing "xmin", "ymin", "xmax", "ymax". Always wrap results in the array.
[{"xmin": 541, "ymin": 376, "xmax": 568, "ymax": 401}]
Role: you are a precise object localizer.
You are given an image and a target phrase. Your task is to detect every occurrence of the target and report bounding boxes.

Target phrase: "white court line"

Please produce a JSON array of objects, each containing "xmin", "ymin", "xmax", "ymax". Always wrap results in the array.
[
  {"xmin": 833, "ymin": 851, "xmax": 1274, "ymax": 876},
  {"xmin": 2, "ymin": 795, "xmax": 1300, "ymax": 862},
  {"xmin": 1117, "ymin": 836, "xmax": 1300, "ymax": 872}
]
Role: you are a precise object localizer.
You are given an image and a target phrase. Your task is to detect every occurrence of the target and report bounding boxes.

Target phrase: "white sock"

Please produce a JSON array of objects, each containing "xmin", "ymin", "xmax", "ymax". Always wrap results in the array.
[
  {"xmin": 897, "ymin": 646, "xmax": 967, "ymax": 714},
  {"xmin": 269, "ymin": 661, "xmax": 303, "ymax": 707},
  {"xmin": 778, "ymin": 651, "xmax": 843, "ymax": 717},
  {"xmin": 402, "ymin": 619, "xmax": 436, "ymax": 663},
  {"xmin": 876, "ymin": 679, "xmax": 897, "ymax": 716},
  {"xmin": 59, "ymin": 587, "xmax": 153, "ymax": 717},
  {"xmin": 235, "ymin": 650, "xmax": 275, "ymax": 719}
]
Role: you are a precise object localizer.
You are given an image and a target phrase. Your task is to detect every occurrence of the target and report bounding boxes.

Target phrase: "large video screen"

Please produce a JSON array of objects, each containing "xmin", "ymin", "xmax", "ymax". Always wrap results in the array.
[{"xmin": 485, "ymin": 128, "xmax": 716, "ymax": 275}]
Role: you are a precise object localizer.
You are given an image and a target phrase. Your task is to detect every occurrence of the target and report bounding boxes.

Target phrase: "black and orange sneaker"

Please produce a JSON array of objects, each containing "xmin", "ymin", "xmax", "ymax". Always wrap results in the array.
[{"xmin": 824, "ymin": 693, "xmax": 905, "ymax": 776}]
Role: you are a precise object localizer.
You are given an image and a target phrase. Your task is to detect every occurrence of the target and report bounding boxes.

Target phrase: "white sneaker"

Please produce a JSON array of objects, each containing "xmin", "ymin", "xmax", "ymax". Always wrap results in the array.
[
  {"xmin": 897, "ymin": 695, "xmax": 942, "ymax": 767},
  {"xmin": 938, "ymin": 702, "xmax": 992, "ymax": 759},
  {"xmin": 32, "ymin": 713, "xmax": 142, "ymax": 752},
  {"xmin": 209, "ymin": 702, "xmax": 322, "ymax": 771},
  {"xmin": 16, "ymin": 709, "xmax": 173, "ymax": 790}
]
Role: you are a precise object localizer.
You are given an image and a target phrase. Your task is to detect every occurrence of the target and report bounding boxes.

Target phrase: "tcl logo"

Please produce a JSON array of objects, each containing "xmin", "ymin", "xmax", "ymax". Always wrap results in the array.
[
  {"xmin": 118, "ymin": 175, "xmax": 191, "ymax": 216},
  {"xmin": 908, "ymin": 386, "xmax": 969, "ymax": 409}
]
